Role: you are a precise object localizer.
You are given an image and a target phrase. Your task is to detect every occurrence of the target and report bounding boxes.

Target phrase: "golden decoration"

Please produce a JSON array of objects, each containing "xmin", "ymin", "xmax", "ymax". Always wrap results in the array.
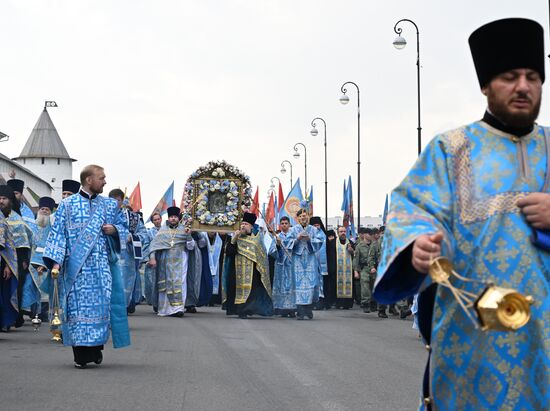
[
  {"xmin": 50, "ymin": 268, "xmax": 63, "ymax": 342},
  {"xmin": 428, "ymin": 257, "xmax": 533, "ymax": 332}
]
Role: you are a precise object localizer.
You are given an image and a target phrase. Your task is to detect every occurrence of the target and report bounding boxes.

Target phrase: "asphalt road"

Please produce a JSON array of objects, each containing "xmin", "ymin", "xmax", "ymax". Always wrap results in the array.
[{"xmin": 1, "ymin": 305, "xmax": 426, "ymax": 411}]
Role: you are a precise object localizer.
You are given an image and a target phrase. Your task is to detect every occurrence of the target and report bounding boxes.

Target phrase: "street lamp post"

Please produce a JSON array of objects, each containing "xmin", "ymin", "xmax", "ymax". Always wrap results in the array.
[
  {"xmin": 270, "ymin": 176, "xmax": 281, "ymax": 191},
  {"xmin": 310, "ymin": 117, "xmax": 328, "ymax": 226},
  {"xmin": 280, "ymin": 160, "xmax": 293, "ymax": 188},
  {"xmin": 0, "ymin": 131, "xmax": 9, "ymax": 142},
  {"xmin": 393, "ymin": 18, "xmax": 422, "ymax": 155},
  {"xmin": 340, "ymin": 81, "xmax": 361, "ymax": 230},
  {"xmin": 293, "ymin": 143, "xmax": 307, "ymax": 195}
]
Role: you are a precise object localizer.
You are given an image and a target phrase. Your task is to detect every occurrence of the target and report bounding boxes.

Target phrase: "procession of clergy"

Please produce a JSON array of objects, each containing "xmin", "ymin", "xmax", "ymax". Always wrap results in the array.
[{"xmin": 0, "ymin": 174, "xmax": 390, "ymax": 364}]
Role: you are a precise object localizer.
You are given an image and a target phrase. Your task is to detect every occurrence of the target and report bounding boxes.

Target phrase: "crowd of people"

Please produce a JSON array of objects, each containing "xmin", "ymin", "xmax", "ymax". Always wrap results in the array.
[{"xmin": 0, "ymin": 170, "xmax": 404, "ymax": 369}]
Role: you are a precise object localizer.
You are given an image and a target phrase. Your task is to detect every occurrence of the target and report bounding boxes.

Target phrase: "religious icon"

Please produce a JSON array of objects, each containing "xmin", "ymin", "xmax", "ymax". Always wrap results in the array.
[
  {"xmin": 208, "ymin": 191, "xmax": 227, "ymax": 214},
  {"xmin": 182, "ymin": 161, "xmax": 253, "ymax": 233}
]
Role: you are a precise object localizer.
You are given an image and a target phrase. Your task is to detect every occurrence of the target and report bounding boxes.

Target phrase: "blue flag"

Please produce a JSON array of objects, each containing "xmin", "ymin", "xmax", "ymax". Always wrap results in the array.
[
  {"xmin": 148, "ymin": 181, "xmax": 174, "ymax": 222},
  {"xmin": 279, "ymin": 178, "xmax": 304, "ymax": 225},
  {"xmin": 307, "ymin": 185, "xmax": 314, "ymax": 215},
  {"xmin": 382, "ymin": 193, "xmax": 389, "ymax": 225},
  {"xmin": 347, "ymin": 175, "xmax": 356, "ymax": 238},
  {"xmin": 341, "ymin": 179, "xmax": 350, "ymax": 230}
]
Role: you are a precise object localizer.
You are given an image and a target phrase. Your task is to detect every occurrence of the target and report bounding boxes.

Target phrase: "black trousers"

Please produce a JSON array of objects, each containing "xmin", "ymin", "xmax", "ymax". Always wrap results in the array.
[{"xmin": 73, "ymin": 345, "xmax": 103, "ymax": 364}]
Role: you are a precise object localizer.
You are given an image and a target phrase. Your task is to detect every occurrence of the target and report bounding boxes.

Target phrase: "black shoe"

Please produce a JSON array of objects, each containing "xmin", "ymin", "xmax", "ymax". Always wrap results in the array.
[
  {"xmin": 170, "ymin": 312, "xmax": 184, "ymax": 318},
  {"xmin": 14, "ymin": 316, "xmax": 24, "ymax": 328},
  {"xmin": 127, "ymin": 306, "xmax": 136, "ymax": 314},
  {"xmin": 238, "ymin": 314, "xmax": 248, "ymax": 319},
  {"xmin": 74, "ymin": 362, "xmax": 87, "ymax": 369},
  {"xmin": 389, "ymin": 306, "xmax": 399, "ymax": 316},
  {"xmin": 378, "ymin": 311, "xmax": 388, "ymax": 318},
  {"xmin": 280, "ymin": 313, "xmax": 289, "ymax": 318},
  {"xmin": 153, "ymin": 306, "xmax": 158, "ymax": 313},
  {"xmin": 288, "ymin": 312, "xmax": 296, "ymax": 318},
  {"xmin": 306, "ymin": 312, "xmax": 313, "ymax": 320},
  {"xmin": 296, "ymin": 315, "xmax": 305, "ymax": 320},
  {"xmin": 363, "ymin": 307, "xmax": 371, "ymax": 313},
  {"xmin": 94, "ymin": 352, "xmax": 103, "ymax": 365},
  {"xmin": 185, "ymin": 306, "xmax": 197, "ymax": 314},
  {"xmin": 400, "ymin": 309, "xmax": 412, "ymax": 319}
]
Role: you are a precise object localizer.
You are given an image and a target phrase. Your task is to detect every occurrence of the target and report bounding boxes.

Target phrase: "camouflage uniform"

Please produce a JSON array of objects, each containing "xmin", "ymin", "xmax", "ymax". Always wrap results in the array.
[{"xmin": 353, "ymin": 239, "xmax": 382, "ymax": 310}]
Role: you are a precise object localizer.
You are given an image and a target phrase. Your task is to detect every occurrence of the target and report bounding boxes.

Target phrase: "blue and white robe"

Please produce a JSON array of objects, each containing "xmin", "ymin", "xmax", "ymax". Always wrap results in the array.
[
  {"xmin": 20, "ymin": 202, "xmax": 38, "ymax": 238},
  {"xmin": 149, "ymin": 224, "xmax": 197, "ymax": 316},
  {"xmin": 272, "ymin": 231, "xmax": 296, "ymax": 310},
  {"xmin": 7, "ymin": 211, "xmax": 34, "ymax": 310},
  {"xmin": 22, "ymin": 221, "xmax": 51, "ymax": 314},
  {"xmin": 374, "ymin": 121, "xmax": 550, "ymax": 410},
  {"xmin": 43, "ymin": 193, "xmax": 130, "ymax": 348},
  {"xmin": 143, "ymin": 226, "xmax": 160, "ymax": 305},
  {"xmin": 288, "ymin": 225, "xmax": 324, "ymax": 305},
  {"xmin": 118, "ymin": 208, "xmax": 149, "ymax": 307},
  {"xmin": 0, "ymin": 216, "xmax": 18, "ymax": 330},
  {"xmin": 315, "ymin": 230, "xmax": 327, "ymax": 298},
  {"xmin": 205, "ymin": 233, "xmax": 223, "ymax": 296}
]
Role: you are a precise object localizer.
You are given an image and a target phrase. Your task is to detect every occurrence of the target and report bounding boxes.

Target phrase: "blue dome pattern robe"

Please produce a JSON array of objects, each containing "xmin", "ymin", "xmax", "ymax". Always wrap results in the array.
[
  {"xmin": 43, "ymin": 194, "xmax": 130, "ymax": 349},
  {"xmin": 288, "ymin": 224, "xmax": 324, "ymax": 305},
  {"xmin": 374, "ymin": 121, "xmax": 549, "ymax": 410},
  {"xmin": 272, "ymin": 230, "xmax": 296, "ymax": 310}
]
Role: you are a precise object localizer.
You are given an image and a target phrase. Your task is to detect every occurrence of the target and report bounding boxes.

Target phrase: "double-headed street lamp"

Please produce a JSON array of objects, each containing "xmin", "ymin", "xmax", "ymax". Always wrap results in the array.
[
  {"xmin": 293, "ymin": 142, "xmax": 307, "ymax": 195},
  {"xmin": 280, "ymin": 160, "xmax": 293, "ymax": 188},
  {"xmin": 310, "ymin": 117, "xmax": 328, "ymax": 226},
  {"xmin": 393, "ymin": 18, "xmax": 422, "ymax": 155},
  {"xmin": 340, "ymin": 81, "xmax": 361, "ymax": 230}
]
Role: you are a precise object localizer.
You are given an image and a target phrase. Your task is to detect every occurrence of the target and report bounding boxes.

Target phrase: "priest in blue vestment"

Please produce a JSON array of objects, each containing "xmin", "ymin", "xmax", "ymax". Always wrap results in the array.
[
  {"xmin": 3, "ymin": 184, "xmax": 33, "ymax": 328},
  {"xmin": 373, "ymin": 19, "xmax": 549, "ymax": 410},
  {"xmin": 272, "ymin": 216, "xmax": 296, "ymax": 317},
  {"xmin": 143, "ymin": 212, "xmax": 162, "ymax": 306},
  {"xmin": 286, "ymin": 209, "xmax": 324, "ymax": 320},
  {"xmin": 43, "ymin": 165, "xmax": 130, "ymax": 369},
  {"xmin": 0, "ymin": 186, "xmax": 19, "ymax": 332},
  {"xmin": 148, "ymin": 207, "xmax": 198, "ymax": 317},
  {"xmin": 309, "ymin": 216, "xmax": 328, "ymax": 310},
  {"xmin": 22, "ymin": 196, "xmax": 55, "ymax": 321},
  {"xmin": 109, "ymin": 189, "xmax": 149, "ymax": 314}
]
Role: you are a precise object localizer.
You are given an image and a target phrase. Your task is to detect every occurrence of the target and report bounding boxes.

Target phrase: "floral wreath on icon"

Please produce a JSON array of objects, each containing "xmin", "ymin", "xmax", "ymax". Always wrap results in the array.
[{"xmin": 182, "ymin": 161, "xmax": 252, "ymax": 232}]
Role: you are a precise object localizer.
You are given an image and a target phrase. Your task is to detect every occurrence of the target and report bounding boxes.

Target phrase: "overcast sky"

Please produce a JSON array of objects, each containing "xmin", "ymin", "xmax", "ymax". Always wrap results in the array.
[{"xmin": 1, "ymin": 1, "xmax": 548, "ymax": 218}]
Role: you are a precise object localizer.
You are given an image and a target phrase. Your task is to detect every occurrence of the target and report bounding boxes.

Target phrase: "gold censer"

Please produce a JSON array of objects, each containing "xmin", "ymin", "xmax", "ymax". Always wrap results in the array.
[
  {"xmin": 50, "ymin": 268, "xmax": 63, "ymax": 342},
  {"xmin": 429, "ymin": 257, "xmax": 533, "ymax": 332}
]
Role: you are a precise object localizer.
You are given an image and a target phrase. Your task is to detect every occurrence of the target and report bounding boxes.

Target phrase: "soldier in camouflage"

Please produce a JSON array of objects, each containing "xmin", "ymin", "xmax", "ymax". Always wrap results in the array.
[{"xmin": 353, "ymin": 227, "xmax": 387, "ymax": 318}]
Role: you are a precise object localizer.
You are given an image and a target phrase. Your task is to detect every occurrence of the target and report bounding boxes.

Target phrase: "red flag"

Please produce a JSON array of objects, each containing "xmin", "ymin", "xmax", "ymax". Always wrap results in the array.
[
  {"xmin": 129, "ymin": 182, "xmax": 142, "ymax": 211},
  {"xmin": 277, "ymin": 182, "xmax": 284, "ymax": 211},
  {"xmin": 265, "ymin": 192, "xmax": 275, "ymax": 225},
  {"xmin": 249, "ymin": 186, "xmax": 260, "ymax": 216}
]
